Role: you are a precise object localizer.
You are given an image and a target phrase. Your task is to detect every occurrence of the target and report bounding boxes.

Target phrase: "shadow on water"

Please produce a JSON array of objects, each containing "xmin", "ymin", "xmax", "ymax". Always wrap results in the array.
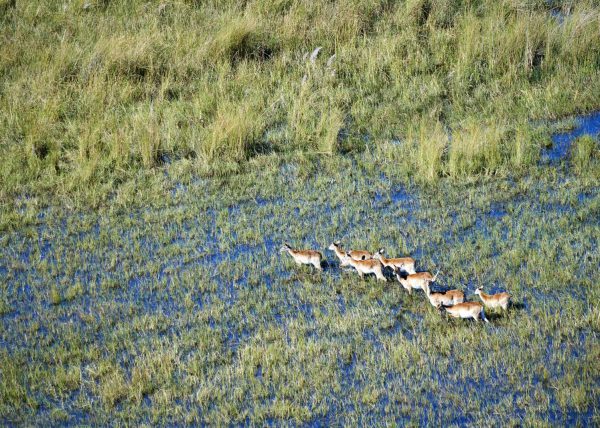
[
  {"xmin": 510, "ymin": 301, "xmax": 527, "ymax": 311},
  {"xmin": 482, "ymin": 310, "xmax": 510, "ymax": 322}
]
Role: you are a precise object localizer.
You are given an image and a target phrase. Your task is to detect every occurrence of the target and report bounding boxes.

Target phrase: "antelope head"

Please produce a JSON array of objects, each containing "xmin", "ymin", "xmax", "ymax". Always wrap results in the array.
[{"xmin": 328, "ymin": 241, "xmax": 341, "ymax": 251}]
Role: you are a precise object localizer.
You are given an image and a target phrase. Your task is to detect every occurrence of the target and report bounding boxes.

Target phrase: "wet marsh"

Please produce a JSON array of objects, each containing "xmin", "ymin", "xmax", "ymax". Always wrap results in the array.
[
  {"xmin": 1, "ymin": 1, "xmax": 600, "ymax": 423},
  {"xmin": 1, "ymin": 126, "xmax": 599, "ymax": 424}
]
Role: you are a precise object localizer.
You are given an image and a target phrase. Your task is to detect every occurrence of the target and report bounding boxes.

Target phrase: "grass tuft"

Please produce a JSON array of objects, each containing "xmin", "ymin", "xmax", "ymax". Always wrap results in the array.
[
  {"xmin": 49, "ymin": 286, "xmax": 62, "ymax": 305},
  {"xmin": 209, "ymin": 17, "xmax": 277, "ymax": 64},
  {"xmin": 571, "ymin": 134, "xmax": 599, "ymax": 176}
]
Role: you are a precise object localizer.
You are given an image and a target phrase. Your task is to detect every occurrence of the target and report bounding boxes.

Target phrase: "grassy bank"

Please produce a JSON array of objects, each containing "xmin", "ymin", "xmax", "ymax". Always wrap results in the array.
[{"xmin": 2, "ymin": 0, "xmax": 600, "ymax": 207}]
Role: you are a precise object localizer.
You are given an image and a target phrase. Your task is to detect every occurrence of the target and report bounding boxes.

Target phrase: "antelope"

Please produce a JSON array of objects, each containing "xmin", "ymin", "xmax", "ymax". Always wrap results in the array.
[
  {"xmin": 442, "ymin": 302, "xmax": 489, "ymax": 323},
  {"xmin": 329, "ymin": 241, "xmax": 374, "ymax": 262},
  {"xmin": 345, "ymin": 252, "xmax": 387, "ymax": 282},
  {"xmin": 474, "ymin": 287, "xmax": 511, "ymax": 311},
  {"xmin": 328, "ymin": 241, "xmax": 351, "ymax": 267},
  {"xmin": 373, "ymin": 248, "xmax": 416, "ymax": 274},
  {"xmin": 280, "ymin": 243, "xmax": 322, "ymax": 270},
  {"xmin": 423, "ymin": 281, "xmax": 464, "ymax": 308},
  {"xmin": 395, "ymin": 269, "xmax": 439, "ymax": 294}
]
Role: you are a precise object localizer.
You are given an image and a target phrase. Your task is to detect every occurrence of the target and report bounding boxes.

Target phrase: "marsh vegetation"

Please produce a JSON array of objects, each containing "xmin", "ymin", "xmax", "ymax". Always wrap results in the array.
[
  {"xmin": 2, "ymin": 0, "xmax": 600, "ymax": 208},
  {"xmin": 1, "ymin": 0, "xmax": 600, "ymax": 425},
  {"xmin": 1, "ymin": 141, "xmax": 599, "ymax": 424}
]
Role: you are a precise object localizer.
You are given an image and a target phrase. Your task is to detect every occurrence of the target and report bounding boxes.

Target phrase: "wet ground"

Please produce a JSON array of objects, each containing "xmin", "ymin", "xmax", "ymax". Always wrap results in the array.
[{"xmin": 1, "ymin": 113, "xmax": 599, "ymax": 425}]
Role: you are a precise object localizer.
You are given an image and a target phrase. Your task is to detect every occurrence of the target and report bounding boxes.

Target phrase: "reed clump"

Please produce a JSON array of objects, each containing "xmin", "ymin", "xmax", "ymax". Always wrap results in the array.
[{"xmin": 571, "ymin": 135, "xmax": 599, "ymax": 177}]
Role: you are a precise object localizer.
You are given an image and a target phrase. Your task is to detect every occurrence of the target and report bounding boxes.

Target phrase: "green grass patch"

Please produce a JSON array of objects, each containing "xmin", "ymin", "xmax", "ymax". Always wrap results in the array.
[{"xmin": 571, "ymin": 135, "xmax": 599, "ymax": 177}]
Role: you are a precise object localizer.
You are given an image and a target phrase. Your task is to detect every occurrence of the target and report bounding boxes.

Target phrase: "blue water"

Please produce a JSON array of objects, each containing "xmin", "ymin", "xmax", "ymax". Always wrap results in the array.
[{"xmin": 543, "ymin": 111, "xmax": 600, "ymax": 163}]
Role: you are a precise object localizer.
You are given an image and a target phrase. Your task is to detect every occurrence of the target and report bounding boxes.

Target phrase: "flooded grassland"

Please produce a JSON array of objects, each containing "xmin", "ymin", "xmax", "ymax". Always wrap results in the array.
[{"xmin": 1, "ymin": 118, "xmax": 599, "ymax": 425}]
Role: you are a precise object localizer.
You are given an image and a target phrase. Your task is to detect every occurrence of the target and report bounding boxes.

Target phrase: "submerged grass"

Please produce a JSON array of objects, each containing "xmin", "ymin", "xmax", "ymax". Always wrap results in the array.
[{"xmin": 0, "ymin": 147, "xmax": 598, "ymax": 424}]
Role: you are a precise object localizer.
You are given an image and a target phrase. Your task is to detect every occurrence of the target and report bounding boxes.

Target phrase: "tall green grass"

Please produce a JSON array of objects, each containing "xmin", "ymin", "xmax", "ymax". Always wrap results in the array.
[
  {"xmin": 571, "ymin": 135, "xmax": 599, "ymax": 178},
  {"xmin": 1, "ymin": 0, "xmax": 600, "ymax": 203}
]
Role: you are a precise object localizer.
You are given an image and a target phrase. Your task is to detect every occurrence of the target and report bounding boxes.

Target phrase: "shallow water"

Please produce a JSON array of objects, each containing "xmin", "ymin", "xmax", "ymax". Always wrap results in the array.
[
  {"xmin": 1, "ymin": 113, "xmax": 599, "ymax": 425},
  {"xmin": 543, "ymin": 110, "xmax": 600, "ymax": 163}
]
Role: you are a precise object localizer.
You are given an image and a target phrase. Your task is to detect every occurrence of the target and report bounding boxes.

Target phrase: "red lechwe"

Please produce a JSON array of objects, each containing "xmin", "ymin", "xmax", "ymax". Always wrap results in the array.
[
  {"xmin": 280, "ymin": 243, "xmax": 322, "ymax": 270},
  {"xmin": 423, "ymin": 281, "xmax": 464, "ymax": 308},
  {"xmin": 474, "ymin": 286, "xmax": 511, "ymax": 311},
  {"xmin": 345, "ymin": 252, "xmax": 387, "ymax": 282},
  {"xmin": 329, "ymin": 241, "xmax": 375, "ymax": 264},
  {"xmin": 395, "ymin": 269, "xmax": 439, "ymax": 294},
  {"xmin": 328, "ymin": 241, "xmax": 351, "ymax": 266},
  {"xmin": 373, "ymin": 248, "xmax": 416, "ymax": 274},
  {"xmin": 442, "ymin": 302, "xmax": 489, "ymax": 322}
]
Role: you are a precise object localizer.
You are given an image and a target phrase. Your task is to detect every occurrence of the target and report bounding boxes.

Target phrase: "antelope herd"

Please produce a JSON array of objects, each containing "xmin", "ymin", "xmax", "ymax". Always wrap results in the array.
[{"xmin": 280, "ymin": 241, "xmax": 512, "ymax": 323}]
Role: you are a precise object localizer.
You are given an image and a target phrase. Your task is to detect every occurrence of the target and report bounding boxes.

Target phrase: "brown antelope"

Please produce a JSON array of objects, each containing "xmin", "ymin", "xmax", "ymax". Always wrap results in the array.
[
  {"xmin": 280, "ymin": 243, "xmax": 322, "ymax": 270},
  {"xmin": 373, "ymin": 248, "xmax": 416, "ymax": 274},
  {"xmin": 328, "ymin": 241, "xmax": 351, "ymax": 266},
  {"xmin": 395, "ymin": 269, "xmax": 439, "ymax": 294},
  {"xmin": 329, "ymin": 241, "xmax": 374, "ymax": 262},
  {"xmin": 474, "ymin": 287, "xmax": 511, "ymax": 311},
  {"xmin": 442, "ymin": 302, "xmax": 489, "ymax": 323},
  {"xmin": 345, "ymin": 252, "xmax": 387, "ymax": 282},
  {"xmin": 423, "ymin": 281, "xmax": 464, "ymax": 308}
]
